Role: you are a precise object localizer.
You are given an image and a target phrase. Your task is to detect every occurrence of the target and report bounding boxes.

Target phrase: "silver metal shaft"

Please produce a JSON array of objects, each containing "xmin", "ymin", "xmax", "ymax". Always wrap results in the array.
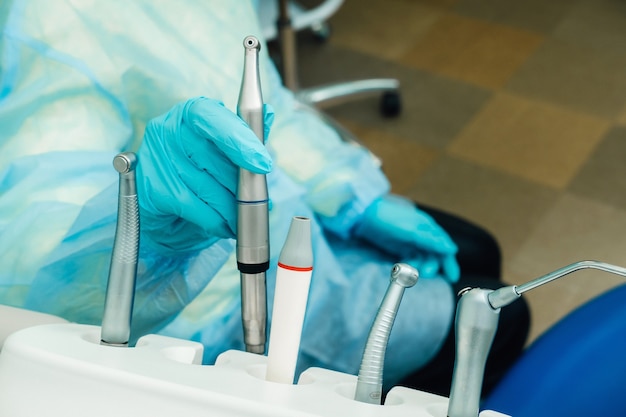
[
  {"xmin": 236, "ymin": 35, "xmax": 270, "ymax": 354},
  {"xmin": 101, "ymin": 152, "xmax": 140, "ymax": 347},
  {"xmin": 447, "ymin": 288, "xmax": 500, "ymax": 417},
  {"xmin": 354, "ymin": 263, "xmax": 418, "ymax": 404}
]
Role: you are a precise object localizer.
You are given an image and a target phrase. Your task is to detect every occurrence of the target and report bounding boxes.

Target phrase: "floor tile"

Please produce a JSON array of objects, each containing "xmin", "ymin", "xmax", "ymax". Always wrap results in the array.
[
  {"xmin": 297, "ymin": 44, "xmax": 493, "ymax": 148},
  {"xmin": 336, "ymin": 118, "xmax": 441, "ymax": 194},
  {"xmin": 413, "ymin": 0, "xmax": 460, "ymax": 9},
  {"xmin": 505, "ymin": 38, "xmax": 626, "ymax": 118},
  {"xmin": 447, "ymin": 92, "xmax": 610, "ymax": 189},
  {"xmin": 399, "ymin": 13, "xmax": 544, "ymax": 89},
  {"xmin": 330, "ymin": 0, "xmax": 444, "ymax": 60},
  {"xmin": 553, "ymin": 0, "xmax": 626, "ymax": 56},
  {"xmin": 454, "ymin": 0, "xmax": 577, "ymax": 33},
  {"xmin": 404, "ymin": 155, "xmax": 560, "ymax": 262},
  {"xmin": 507, "ymin": 193, "xmax": 626, "ymax": 341},
  {"xmin": 616, "ymin": 106, "xmax": 626, "ymax": 126},
  {"xmin": 568, "ymin": 126, "xmax": 626, "ymax": 211}
]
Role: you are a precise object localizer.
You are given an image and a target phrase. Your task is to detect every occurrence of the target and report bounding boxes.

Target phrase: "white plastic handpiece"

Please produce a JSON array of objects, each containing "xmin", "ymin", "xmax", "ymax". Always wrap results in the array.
[{"xmin": 266, "ymin": 216, "xmax": 313, "ymax": 384}]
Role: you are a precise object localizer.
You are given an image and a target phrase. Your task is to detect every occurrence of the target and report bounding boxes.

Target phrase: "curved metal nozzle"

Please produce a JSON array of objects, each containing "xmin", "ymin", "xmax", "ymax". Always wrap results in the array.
[
  {"xmin": 488, "ymin": 260, "xmax": 626, "ymax": 309},
  {"xmin": 354, "ymin": 263, "xmax": 418, "ymax": 404}
]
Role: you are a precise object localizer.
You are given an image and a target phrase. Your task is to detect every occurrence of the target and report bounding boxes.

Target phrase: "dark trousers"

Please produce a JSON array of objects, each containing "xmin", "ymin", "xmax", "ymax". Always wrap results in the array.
[{"xmin": 399, "ymin": 204, "xmax": 531, "ymax": 398}]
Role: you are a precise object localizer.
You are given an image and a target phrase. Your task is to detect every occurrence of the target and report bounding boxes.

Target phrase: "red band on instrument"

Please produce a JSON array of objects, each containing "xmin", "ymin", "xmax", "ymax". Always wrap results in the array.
[{"xmin": 278, "ymin": 262, "xmax": 313, "ymax": 272}]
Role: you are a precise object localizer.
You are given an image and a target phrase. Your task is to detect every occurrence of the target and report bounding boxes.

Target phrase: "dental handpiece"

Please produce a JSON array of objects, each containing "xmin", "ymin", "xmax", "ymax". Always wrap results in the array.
[
  {"xmin": 101, "ymin": 152, "xmax": 140, "ymax": 347},
  {"xmin": 447, "ymin": 259, "xmax": 626, "ymax": 417},
  {"xmin": 447, "ymin": 288, "xmax": 500, "ymax": 417},
  {"xmin": 266, "ymin": 217, "xmax": 313, "ymax": 384},
  {"xmin": 236, "ymin": 35, "xmax": 270, "ymax": 354},
  {"xmin": 354, "ymin": 263, "xmax": 419, "ymax": 404}
]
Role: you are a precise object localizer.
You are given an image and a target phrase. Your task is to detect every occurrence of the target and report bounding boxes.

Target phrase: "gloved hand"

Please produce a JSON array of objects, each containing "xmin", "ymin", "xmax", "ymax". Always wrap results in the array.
[
  {"xmin": 353, "ymin": 194, "xmax": 460, "ymax": 282},
  {"xmin": 136, "ymin": 96, "xmax": 274, "ymax": 253}
]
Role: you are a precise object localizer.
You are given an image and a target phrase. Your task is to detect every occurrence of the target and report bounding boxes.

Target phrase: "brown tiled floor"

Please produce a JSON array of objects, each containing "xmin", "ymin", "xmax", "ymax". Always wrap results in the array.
[
  {"xmin": 287, "ymin": 0, "xmax": 626, "ymax": 343},
  {"xmin": 448, "ymin": 92, "xmax": 610, "ymax": 188},
  {"xmin": 399, "ymin": 14, "xmax": 544, "ymax": 89}
]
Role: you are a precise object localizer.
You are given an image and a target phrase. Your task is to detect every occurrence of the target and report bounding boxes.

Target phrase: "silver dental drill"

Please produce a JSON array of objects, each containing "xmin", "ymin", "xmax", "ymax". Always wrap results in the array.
[
  {"xmin": 236, "ymin": 35, "xmax": 270, "ymax": 354},
  {"xmin": 354, "ymin": 263, "xmax": 419, "ymax": 404},
  {"xmin": 447, "ymin": 260, "xmax": 626, "ymax": 417},
  {"xmin": 101, "ymin": 152, "xmax": 140, "ymax": 347}
]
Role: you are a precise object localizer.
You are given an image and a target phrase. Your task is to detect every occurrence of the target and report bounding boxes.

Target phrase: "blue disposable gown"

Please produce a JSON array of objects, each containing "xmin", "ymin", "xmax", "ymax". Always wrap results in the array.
[{"xmin": 0, "ymin": 0, "xmax": 454, "ymax": 386}]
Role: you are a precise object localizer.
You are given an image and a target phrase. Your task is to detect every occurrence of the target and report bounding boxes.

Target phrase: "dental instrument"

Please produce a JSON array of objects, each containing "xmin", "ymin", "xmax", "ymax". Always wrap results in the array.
[
  {"xmin": 447, "ymin": 260, "xmax": 626, "ymax": 417},
  {"xmin": 266, "ymin": 216, "xmax": 313, "ymax": 384},
  {"xmin": 101, "ymin": 152, "xmax": 140, "ymax": 346},
  {"xmin": 446, "ymin": 287, "xmax": 499, "ymax": 417},
  {"xmin": 236, "ymin": 35, "xmax": 270, "ymax": 354},
  {"xmin": 354, "ymin": 263, "xmax": 419, "ymax": 404}
]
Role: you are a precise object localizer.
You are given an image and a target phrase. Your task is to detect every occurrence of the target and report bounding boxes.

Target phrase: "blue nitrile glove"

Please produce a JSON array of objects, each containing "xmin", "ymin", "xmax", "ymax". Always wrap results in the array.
[
  {"xmin": 136, "ymin": 96, "xmax": 274, "ymax": 253},
  {"xmin": 353, "ymin": 194, "xmax": 460, "ymax": 282}
]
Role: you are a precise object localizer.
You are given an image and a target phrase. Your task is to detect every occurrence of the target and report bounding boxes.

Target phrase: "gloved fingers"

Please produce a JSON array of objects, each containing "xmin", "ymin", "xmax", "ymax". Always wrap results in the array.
[
  {"xmin": 140, "ymin": 163, "xmax": 236, "ymax": 239},
  {"xmin": 176, "ymin": 167, "xmax": 238, "ymax": 237},
  {"xmin": 179, "ymin": 122, "xmax": 240, "ymax": 194},
  {"xmin": 140, "ymin": 208, "xmax": 225, "ymax": 252},
  {"xmin": 388, "ymin": 198, "xmax": 457, "ymax": 255},
  {"xmin": 402, "ymin": 252, "xmax": 459, "ymax": 283},
  {"xmin": 137, "ymin": 124, "xmax": 236, "ymax": 243},
  {"xmin": 409, "ymin": 217, "xmax": 458, "ymax": 256},
  {"xmin": 403, "ymin": 253, "xmax": 440, "ymax": 279},
  {"xmin": 355, "ymin": 195, "xmax": 458, "ymax": 257},
  {"xmin": 182, "ymin": 97, "xmax": 272, "ymax": 174},
  {"xmin": 441, "ymin": 254, "xmax": 460, "ymax": 283},
  {"xmin": 263, "ymin": 103, "xmax": 275, "ymax": 140}
]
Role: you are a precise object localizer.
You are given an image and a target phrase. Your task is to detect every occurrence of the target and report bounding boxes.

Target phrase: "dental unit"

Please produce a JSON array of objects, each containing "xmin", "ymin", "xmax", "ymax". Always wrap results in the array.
[
  {"xmin": 100, "ymin": 152, "xmax": 140, "ymax": 347},
  {"xmin": 236, "ymin": 35, "xmax": 271, "ymax": 355},
  {"xmin": 447, "ymin": 260, "xmax": 626, "ymax": 417}
]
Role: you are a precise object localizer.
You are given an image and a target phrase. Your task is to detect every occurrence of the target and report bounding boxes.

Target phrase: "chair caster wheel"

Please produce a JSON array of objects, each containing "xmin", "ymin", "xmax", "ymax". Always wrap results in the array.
[
  {"xmin": 311, "ymin": 21, "xmax": 332, "ymax": 43},
  {"xmin": 380, "ymin": 91, "xmax": 401, "ymax": 117}
]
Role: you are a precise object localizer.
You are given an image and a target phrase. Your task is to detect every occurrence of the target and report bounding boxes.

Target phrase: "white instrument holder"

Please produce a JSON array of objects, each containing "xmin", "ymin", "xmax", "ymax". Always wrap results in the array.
[{"xmin": 0, "ymin": 322, "xmax": 509, "ymax": 417}]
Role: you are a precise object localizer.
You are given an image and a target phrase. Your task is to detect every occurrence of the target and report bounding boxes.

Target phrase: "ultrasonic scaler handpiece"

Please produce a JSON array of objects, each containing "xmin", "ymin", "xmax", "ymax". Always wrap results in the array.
[
  {"xmin": 354, "ymin": 263, "xmax": 419, "ymax": 404},
  {"xmin": 265, "ymin": 217, "xmax": 314, "ymax": 384},
  {"xmin": 101, "ymin": 152, "xmax": 140, "ymax": 347},
  {"xmin": 236, "ymin": 35, "xmax": 270, "ymax": 354}
]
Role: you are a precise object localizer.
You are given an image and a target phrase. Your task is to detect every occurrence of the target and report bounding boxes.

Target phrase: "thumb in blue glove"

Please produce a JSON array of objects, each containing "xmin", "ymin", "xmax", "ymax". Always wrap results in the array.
[
  {"xmin": 136, "ymin": 96, "xmax": 274, "ymax": 253},
  {"xmin": 353, "ymin": 194, "xmax": 460, "ymax": 282}
]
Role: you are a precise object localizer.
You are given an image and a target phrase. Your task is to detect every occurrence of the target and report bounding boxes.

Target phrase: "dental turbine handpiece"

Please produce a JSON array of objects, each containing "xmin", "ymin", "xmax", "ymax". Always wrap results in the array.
[
  {"xmin": 101, "ymin": 152, "xmax": 140, "ymax": 347},
  {"xmin": 354, "ymin": 263, "xmax": 419, "ymax": 404},
  {"xmin": 447, "ymin": 288, "xmax": 500, "ymax": 417},
  {"xmin": 237, "ymin": 35, "xmax": 270, "ymax": 354}
]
